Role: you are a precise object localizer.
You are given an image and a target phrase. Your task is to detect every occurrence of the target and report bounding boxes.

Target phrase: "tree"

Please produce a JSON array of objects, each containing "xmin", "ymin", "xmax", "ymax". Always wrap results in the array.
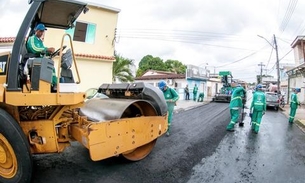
[
  {"xmin": 136, "ymin": 55, "xmax": 167, "ymax": 77},
  {"xmin": 164, "ymin": 59, "xmax": 186, "ymax": 74},
  {"xmin": 113, "ymin": 54, "xmax": 134, "ymax": 83},
  {"xmin": 136, "ymin": 55, "xmax": 186, "ymax": 77}
]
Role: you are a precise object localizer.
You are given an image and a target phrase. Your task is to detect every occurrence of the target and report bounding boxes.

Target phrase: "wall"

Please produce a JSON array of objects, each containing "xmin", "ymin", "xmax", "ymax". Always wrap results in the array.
[{"xmin": 43, "ymin": 4, "xmax": 118, "ymax": 91}]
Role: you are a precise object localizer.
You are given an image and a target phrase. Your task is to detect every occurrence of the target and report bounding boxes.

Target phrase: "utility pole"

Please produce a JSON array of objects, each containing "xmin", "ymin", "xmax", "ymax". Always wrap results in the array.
[
  {"xmin": 257, "ymin": 34, "xmax": 281, "ymax": 93},
  {"xmin": 258, "ymin": 62, "xmax": 265, "ymax": 83},
  {"xmin": 274, "ymin": 34, "xmax": 280, "ymax": 93}
]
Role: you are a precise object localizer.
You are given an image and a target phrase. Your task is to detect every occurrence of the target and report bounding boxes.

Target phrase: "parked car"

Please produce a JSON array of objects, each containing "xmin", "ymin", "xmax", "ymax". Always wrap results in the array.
[
  {"xmin": 85, "ymin": 88, "xmax": 108, "ymax": 100},
  {"xmin": 265, "ymin": 92, "xmax": 279, "ymax": 111}
]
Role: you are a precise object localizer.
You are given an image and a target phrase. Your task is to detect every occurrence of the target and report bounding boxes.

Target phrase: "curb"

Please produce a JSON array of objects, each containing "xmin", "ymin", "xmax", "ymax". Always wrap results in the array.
[
  {"xmin": 295, "ymin": 120, "xmax": 305, "ymax": 133},
  {"xmin": 280, "ymin": 106, "xmax": 305, "ymax": 132},
  {"xmin": 174, "ymin": 101, "xmax": 211, "ymax": 114}
]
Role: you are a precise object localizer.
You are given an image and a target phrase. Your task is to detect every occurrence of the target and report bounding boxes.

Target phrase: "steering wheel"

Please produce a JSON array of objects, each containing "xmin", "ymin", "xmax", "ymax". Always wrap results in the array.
[{"xmin": 49, "ymin": 45, "xmax": 67, "ymax": 59}]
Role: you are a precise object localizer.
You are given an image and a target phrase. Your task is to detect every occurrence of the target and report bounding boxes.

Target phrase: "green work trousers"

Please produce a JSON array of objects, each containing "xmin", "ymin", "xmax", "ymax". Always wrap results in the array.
[
  {"xmin": 251, "ymin": 110, "xmax": 263, "ymax": 133},
  {"xmin": 289, "ymin": 107, "xmax": 297, "ymax": 123},
  {"xmin": 167, "ymin": 102, "xmax": 175, "ymax": 133},
  {"xmin": 193, "ymin": 92, "xmax": 197, "ymax": 101},
  {"xmin": 52, "ymin": 67, "xmax": 57, "ymax": 86},
  {"xmin": 197, "ymin": 93, "xmax": 204, "ymax": 102},
  {"xmin": 226, "ymin": 109, "xmax": 239, "ymax": 130}
]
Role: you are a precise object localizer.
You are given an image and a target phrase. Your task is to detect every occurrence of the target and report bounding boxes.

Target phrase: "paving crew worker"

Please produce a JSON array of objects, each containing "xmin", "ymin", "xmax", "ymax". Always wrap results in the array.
[
  {"xmin": 197, "ymin": 92, "xmax": 204, "ymax": 102},
  {"xmin": 226, "ymin": 84, "xmax": 246, "ymax": 131},
  {"xmin": 193, "ymin": 84, "xmax": 198, "ymax": 101},
  {"xmin": 158, "ymin": 80, "xmax": 179, "ymax": 136},
  {"xmin": 26, "ymin": 23, "xmax": 57, "ymax": 90},
  {"xmin": 289, "ymin": 88, "xmax": 301, "ymax": 124},
  {"xmin": 250, "ymin": 84, "xmax": 266, "ymax": 133}
]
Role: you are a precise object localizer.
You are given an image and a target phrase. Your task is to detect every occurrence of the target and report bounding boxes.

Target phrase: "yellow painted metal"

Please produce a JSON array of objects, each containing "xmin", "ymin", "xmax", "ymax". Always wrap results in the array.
[
  {"xmin": 0, "ymin": 84, "xmax": 5, "ymax": 103},
  {"xmin": 17, "ymin": 103, "xmax": 84, "ymax": 154},
  {"xmin": 0, "ymin": 133, "xmax": 17, "ymax": 179},
  {"xmin": 5, "ymin": 92, "xmax": 85, "ymax": 106},
  {"xmin": 70, "ymin": 115, "xmax": 168, "ymax": 161},
  {"xmin": 122, "ymin": 139, "xmax": 157, "ymax": 161},
  {"xmin": 20, "ymin": 120, "xmax": 59, "ymax": 153}
]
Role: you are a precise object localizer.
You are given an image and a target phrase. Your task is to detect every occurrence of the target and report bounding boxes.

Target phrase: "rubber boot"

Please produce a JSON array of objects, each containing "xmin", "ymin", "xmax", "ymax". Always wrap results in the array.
[
  {"xmin": 226, "ymin": 122, "xmax": 235, "ymax": 131},
  {"xmin": 166, "ymin": 125, "xmax": 171, "ymax": 136}
]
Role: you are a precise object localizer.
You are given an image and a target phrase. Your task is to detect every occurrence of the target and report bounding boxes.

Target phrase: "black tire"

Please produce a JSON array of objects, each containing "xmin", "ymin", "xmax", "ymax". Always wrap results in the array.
[{"xmin": 0, "ymin": 108, "xmax": 32, "ymax": 183}]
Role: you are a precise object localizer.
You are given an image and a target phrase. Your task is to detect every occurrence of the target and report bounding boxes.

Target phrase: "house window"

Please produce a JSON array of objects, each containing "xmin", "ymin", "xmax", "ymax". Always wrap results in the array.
[{"xmin": 66, "ymin": 21, "xmax": 96, "ymax": 44}]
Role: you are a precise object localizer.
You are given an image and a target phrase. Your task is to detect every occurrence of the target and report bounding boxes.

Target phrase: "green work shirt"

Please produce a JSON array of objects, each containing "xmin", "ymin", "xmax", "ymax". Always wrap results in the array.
[
  {"xmin": 290, "ymin": 93, "xmax": 299, "ymax": 109},
  {"xmin": 229, "ymin": 87, "xmax": 246, "ymax": 109},
  {"xmin": 193, "ymin": 86, "xmax": 198, "ymax": 93},
  {"xmin": 163, "ymin": 87, "xmax": 179, "ymax": 102},
  {"xmin": 27, "ymin": 35, "xmax": 48, "ymax": 56},
  {"xmin": 250, "ymin": 91, "xmax": 266, "ymax": 112}
]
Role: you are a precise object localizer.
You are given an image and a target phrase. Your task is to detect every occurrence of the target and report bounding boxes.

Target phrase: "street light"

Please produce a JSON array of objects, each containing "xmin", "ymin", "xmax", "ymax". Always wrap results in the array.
[{"xmin": 257, "ymin": 34, "xmax": 280, "ymax": 93}]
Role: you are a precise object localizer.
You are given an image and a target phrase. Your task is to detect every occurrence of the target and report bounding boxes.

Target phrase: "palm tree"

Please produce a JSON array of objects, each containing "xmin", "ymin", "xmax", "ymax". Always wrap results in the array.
[
  {"xmin": 112, "ymin": 54, "xmax": 135, "ymax": 83},
  {"xmin": 165, "ymin": 60, "xmax": 186, "ymax": 74}
]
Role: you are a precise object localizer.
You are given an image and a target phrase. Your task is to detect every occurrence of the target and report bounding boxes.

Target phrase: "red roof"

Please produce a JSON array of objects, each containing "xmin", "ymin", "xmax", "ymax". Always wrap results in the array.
[
  {"xmin": 0, "ymin": 37, "xmax": 115, "ymax": 61},
  {"xmin": 0, "ymin": 37, "xmax": 15, "ymax": 43},
  {"xmin": 75, "ymin": 53, "xmax": 114, "ymax": 60}
]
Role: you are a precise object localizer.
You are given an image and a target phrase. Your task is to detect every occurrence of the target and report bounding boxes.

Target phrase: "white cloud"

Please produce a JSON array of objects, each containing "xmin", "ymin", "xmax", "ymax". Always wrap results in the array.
[{"xmin": 1, "ymin": 0, "xmax": 305, "ymax": 82}]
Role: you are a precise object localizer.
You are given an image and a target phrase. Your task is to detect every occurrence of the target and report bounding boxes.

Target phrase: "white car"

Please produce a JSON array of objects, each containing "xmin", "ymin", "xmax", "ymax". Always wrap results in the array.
[{"xmin": 85, "ymin": 88, "xmax": 108, "ymax": 100}]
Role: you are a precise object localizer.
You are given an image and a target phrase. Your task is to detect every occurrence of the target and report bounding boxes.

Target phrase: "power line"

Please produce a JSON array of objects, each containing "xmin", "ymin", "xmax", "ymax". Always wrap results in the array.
[
  {"xmin": 116, "ymin": 36, "xmax": 256, "ymax": 51},
  {"xmin": 215, "ymin": 45, "xmax": 270, "ymax": 68},
  {"xmin": 279, "ymin": 0, "xmax": 298, "ymax": 33},
  {"xmin": 116, "ymin": 29, "xmax": 261, "ymax": 49}
]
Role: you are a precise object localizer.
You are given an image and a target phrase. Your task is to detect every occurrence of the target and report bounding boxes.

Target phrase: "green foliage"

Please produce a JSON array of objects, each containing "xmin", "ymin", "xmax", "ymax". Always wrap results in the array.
[
  {"xmin": 113, "ymin": 54, "xmax": 135, "ymax": 83},
  {"xmin": 138, "ymin": 55, "xmax": 166, "ymax": 72},
  {"xmin": 136, "ymin": 55, "xmax": 186, "ymax": 77},
  {"xmin": 164, "ymin": 59, "xmax": 186, "ymax": 74}
]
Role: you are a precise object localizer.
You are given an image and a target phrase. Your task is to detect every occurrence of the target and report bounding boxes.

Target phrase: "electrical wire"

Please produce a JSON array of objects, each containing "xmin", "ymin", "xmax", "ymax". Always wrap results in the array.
[{"xmin": 279, "ymin": 0, "xmax": 298, "ymax": 33}]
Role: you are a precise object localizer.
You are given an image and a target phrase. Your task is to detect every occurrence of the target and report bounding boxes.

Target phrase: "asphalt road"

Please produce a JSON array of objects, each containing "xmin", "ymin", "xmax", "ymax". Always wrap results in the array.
[
  {"xmin": 31, "ymin": 102, "xmax": 230, "ymax": 183},
  {"xmin": 188, "ymin": 104, "xmax": 305, "ymax": 183},
  {"xmin": 30, "ymin": 101, "xmax": 305, "ymax": 183}
]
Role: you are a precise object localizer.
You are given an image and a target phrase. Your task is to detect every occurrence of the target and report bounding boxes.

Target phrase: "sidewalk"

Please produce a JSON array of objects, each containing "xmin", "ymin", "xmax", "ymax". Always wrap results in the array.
[
  {"xmin": 174, "ymin": 97, "xmax": 213, "ymax": 113},
  {"xmin": 280, "ymin": 104, "xmax": 305, "ymax": 132}
]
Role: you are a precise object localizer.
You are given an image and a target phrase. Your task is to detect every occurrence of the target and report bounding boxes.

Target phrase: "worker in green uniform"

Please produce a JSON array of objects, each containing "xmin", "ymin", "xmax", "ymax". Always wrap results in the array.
[
  {"xmin": 197, "ymin": 92, "xmax": 204, "ymax": 102},
  {"xmin": 289, "ymin": 88, "xmax": 301, "ymax": 124},
  {"xmin": 26, "ymin": 23, "xmax": 57, "ymax": 91},
  {"xmin": 158, "ymin": 80, "xmax": 179, "ymax": 136},
  {"xmin": 226, "ymin": 85, "xmax": 246, "ymax": 131},
  {"xmin": 193, "ymin": 84, "xmax": 198, "ymax": 101},
  {"xmin": 250, "ymin": 84, "xmax": 266, "ymax": 133}
]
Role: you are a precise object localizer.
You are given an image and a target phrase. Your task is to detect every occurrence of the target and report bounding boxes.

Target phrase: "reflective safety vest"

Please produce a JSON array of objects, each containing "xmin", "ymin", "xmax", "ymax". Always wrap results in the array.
[
  {"xmin": 251, "ymin": 91, "xmax": 266, "ymax": 111},
  {"xmin": 229, "ymin": 87, "xmax": 246, "ymax": 109},
  {"xmin": 290, "ymin": 93, "xmax": 299, "ymax": 109}
]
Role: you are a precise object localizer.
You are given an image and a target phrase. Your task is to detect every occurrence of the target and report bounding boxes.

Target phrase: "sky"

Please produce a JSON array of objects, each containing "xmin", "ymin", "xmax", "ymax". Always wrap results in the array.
[{"xmin": 1, "ymin": 0, "xmax": 305, "ymax": 83}]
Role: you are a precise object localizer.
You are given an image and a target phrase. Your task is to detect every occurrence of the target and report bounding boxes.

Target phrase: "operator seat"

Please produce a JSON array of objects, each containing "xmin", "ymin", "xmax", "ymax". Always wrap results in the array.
[
  {"xmin": 60, "ymin": 49, "xmax": 74, "ymax": 83},
  {"xmin": 18, "ymin": 42, "xmax": 38, "ymax": 88}
]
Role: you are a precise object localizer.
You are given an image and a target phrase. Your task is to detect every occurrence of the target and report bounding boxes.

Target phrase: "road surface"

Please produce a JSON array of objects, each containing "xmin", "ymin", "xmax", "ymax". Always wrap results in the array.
[{"xmin": 31, "ymin": 101, "xmax": 305, "ymax": 183}]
